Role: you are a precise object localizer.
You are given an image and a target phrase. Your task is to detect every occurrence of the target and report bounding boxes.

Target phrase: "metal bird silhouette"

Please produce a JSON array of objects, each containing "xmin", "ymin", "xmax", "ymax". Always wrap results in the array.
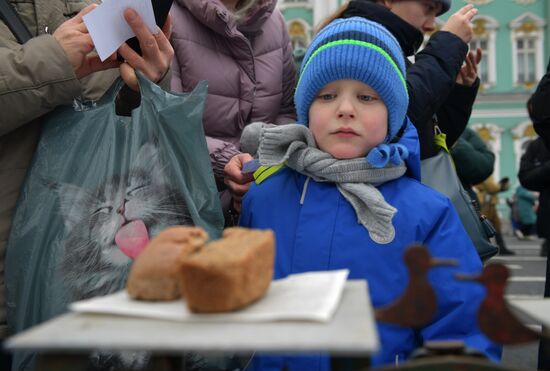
[
  {"xmin": 375, "ymin": 245, "xmax": 457, "ymax": 329},
  {"xmin": 456, "ymin": 263, "xmax": 542, "ymax": 344}
]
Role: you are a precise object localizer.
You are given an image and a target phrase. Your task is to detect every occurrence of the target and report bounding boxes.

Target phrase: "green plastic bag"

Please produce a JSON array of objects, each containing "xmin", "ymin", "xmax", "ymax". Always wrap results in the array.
[{"xmin": 6, "ymin": 73, "xmax": 224, "ymax": 370}]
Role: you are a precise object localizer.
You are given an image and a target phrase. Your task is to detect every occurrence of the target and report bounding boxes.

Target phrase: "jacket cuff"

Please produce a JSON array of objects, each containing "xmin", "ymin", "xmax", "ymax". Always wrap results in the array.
[
  {"xmin": 425, "ymin": 31, "xmax": 468, "ymax": 74},
  {"xmin": 455, "ymin": 76, "xmax": 480, "ymax": 91},
  {"xmin": 451, "ymin": 77, "xmax": 480, "ymax": 104},
  {"xmin": 211, "ymin": 144, "xmax": 241, "ymax": 181}
]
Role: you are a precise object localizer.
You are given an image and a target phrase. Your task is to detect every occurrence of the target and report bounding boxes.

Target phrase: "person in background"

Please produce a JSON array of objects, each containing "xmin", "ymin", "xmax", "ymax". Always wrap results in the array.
[
  {"xmin": 514, "ymin": 185, "xmax": 538, "ymax": 240},
  {"xmin": 506, "ymin": 194, "xmax": 522, "ymax": 239},
  {"xmin": 0, "ymin": 1, "xmax": 173, "ymax": 369},
  {"xmin": 318, "ymin": 0, "xmax": 481, "ymax": 160},
  {"xmin": 451, "ymin": 127, "xmax": 495, "ymax": 202},
  {"xmin": 238, "ymin": 17, "xmax": 500, "ymax": 369},
  {"xmin": 224, "ymin": 0, "xmax": 483, "ymax": 212},
  {"xmin": 519, "ymin": 136, "xmax": 550, "ymax": 366},
  {"xmin": 169, "ymin": 0, "xmax": 296, "ymax": 223},
  {"xmin": 475, "ymin": 176, "xmax": 515, "ymax": 255},
  {"xmin": 521, "ymin": 61, "xmax": 550, "ymax": 367}
]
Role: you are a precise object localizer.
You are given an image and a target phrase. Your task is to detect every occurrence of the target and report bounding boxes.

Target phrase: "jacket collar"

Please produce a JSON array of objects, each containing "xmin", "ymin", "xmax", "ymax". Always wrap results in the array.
[
  {"xmin": 175, "ymin": 0, "xmax": 275, "ymax": 37},
  {"xmin": 342, "ymin": 1, "xmax": 423, "ymax": 57}
]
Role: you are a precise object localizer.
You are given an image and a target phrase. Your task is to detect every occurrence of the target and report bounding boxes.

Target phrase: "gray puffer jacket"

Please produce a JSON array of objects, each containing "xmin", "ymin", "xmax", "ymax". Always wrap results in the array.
[{"xmin": 170, "ymin": 0, "xmax": 297, "ymax": 182}]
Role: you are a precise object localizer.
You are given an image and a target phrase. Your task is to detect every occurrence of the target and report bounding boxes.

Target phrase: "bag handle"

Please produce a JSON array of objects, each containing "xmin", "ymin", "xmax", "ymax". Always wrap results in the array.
[
  {"xmin": 0, "ymin": 0, "xmax": 32, "ymax": 43},
  {"xmin": 95, "ymin": 77, "xmax": 126, "ymax": 106},
  {"xmin": 94, "ymin": 71, "xmax": 164, "ymax": 115},
  {"xmin": 136, "ymin": 71, "xmax": 167, "ymax": 100}
]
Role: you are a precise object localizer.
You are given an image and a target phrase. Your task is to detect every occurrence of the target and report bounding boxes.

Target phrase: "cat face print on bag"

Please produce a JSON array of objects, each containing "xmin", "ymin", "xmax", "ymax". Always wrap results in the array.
[{"xmin": 55, "ymin": 143, "xmax": 193, "ymax": 300}]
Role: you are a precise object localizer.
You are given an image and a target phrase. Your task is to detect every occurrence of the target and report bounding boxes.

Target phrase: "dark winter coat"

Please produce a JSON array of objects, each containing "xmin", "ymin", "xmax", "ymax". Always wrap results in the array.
[
  {"xmin": 451, "ymin": 128, "xmax": 495, "ymax": 201},
  {"xmin": 529, "ymin": 60, "xmax": 550, "ymax": 148},
  {"xmin": 342, "ymin": 1, "xmax": 479, "ymax": 159},
  {"xmin": 526, "ymin": 57, "xmax": 550, "ymax": 370},
  {"xmin": 518, "ymin": 138, "xmax": 550, "ymax": 239}
]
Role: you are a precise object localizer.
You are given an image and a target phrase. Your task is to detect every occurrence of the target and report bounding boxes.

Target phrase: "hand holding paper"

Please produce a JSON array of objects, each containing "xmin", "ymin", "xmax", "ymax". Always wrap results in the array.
[
  {"xmin": 83, "ymin": 0, "xmax": 173, "ymax": 91},
  {"xmin": 83, "ymin": 0, "xmax": 156, "ymax": 62},
  {"xmin": 117, "ymin": 8, "xmax": 174, "ymax": 91},
  {"xmin": 53, "ymin": 4, "xmax": 120, "ymax": 79}
]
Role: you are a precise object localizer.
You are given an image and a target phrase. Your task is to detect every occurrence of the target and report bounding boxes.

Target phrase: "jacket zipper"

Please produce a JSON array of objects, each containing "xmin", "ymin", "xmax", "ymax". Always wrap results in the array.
[{"xmin": 300, "ymin": 177, "xmax": 311, "ymax": 205}]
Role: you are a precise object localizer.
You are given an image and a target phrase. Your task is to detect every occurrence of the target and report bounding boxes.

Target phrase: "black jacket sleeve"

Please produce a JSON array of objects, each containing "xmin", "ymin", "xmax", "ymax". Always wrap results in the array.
[
  {"xmin": 437, "ymin": 78, "xmax": 480, "ymax": 149},
  {"xmin": 529, "ymin": 60, "xmax": 550, "ymax": 148},
  {"xmin": 406, "ymin": 31, "xmax": 469, "ymax": 158},
  {"xmin": 407, "ymin": 31, "xmax": 468, "ymax": 124},
  {"xmin": 518, "ymin": 139, "xmax": 550, "ymax": 192}
]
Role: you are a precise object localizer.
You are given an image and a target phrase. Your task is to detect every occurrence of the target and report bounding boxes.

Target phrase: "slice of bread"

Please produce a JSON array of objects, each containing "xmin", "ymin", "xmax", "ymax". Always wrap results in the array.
[
  {"xmin": 179, "ymin": 227, "xmax": 275, "ymax": 313},
  {"xmin": 127, "ymin": 226, "xmax": 208, "ymax": 301}
]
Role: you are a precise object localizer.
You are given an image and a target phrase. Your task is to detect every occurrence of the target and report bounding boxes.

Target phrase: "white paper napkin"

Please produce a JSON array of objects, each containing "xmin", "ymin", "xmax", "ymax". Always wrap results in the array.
[{"xmin": 70, "ymin": 270, "xmax": 350, "ymax": 323}]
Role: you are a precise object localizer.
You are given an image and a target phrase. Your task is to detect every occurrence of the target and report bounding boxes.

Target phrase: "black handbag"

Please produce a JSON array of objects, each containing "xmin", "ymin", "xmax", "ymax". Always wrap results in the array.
[{"xmin": 421, "ymin": 128, "xmax": 499, "ymax": 261}]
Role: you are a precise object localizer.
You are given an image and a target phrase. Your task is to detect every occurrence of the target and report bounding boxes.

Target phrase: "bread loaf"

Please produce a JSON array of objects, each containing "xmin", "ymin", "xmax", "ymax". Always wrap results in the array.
[
  {"xmin": 127, "ymin": 226, "xmax": 208, "ymax": 300},
  {"xmin": 179, "ymin": 227, "xmax": 275, "ymax": 313}
]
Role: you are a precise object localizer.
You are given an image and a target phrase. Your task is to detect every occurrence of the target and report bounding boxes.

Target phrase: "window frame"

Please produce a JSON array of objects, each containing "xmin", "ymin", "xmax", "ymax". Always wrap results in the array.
[
  {"xmin": 469, "ymin": 15, "xmax": 499, "ymax": 89},
  {"xmin": 510, "ymin": 12, "xmax": 546, "ymax": 88}
]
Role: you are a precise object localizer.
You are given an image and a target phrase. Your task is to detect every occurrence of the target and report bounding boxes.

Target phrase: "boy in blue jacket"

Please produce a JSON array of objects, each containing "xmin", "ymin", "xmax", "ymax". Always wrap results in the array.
[{"xmin": 238, "ymin": 17, "xmax": 501, "ymax": 369}]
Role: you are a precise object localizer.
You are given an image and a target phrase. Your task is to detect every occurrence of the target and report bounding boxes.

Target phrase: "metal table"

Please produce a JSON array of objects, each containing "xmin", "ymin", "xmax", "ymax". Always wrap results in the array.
[
  {"xmin": 6, "ymin": 280, "xmax": 378, "ymax": 370},
  {"xmin": 509, "ymin": 298, "xmax": 550, "ymax": 328}
]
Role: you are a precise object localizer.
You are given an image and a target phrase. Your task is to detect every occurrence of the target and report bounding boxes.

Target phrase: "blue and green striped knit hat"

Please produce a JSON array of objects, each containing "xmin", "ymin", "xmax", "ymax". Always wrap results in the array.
[{"xmin": 295, "ymin": 17, "xmax": 408, "ymax": 152}]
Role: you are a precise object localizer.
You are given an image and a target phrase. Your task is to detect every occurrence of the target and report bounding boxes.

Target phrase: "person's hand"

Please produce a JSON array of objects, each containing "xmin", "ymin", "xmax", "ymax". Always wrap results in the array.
[
  {"xmin": 441, "ymin": 4, "xmax": 477, "ymax": 43},
  {"xmin": 117, "ymin": 8, "xmax": 174, "ymax": 91},
  {"xmin": 456, "ymin": 47, "xmax": 482, "ymax": 86},
  {"xmin": 224, "ymin": 153, "xmax": 255, "ymax": 212},
  {"xmin": 53, "ymin": 4, "xmax": 120, "ymax": 79}
]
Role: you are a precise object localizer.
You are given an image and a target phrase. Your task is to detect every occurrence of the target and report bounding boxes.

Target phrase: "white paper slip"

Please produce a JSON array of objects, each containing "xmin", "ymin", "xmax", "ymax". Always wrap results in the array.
[
  {"xmin": 70, "ymin": 269, "xmax": 349, "ymax": 323},
  {"xmin": 83, "ymin": 0, "xmax": 156, "ymax": 61}
]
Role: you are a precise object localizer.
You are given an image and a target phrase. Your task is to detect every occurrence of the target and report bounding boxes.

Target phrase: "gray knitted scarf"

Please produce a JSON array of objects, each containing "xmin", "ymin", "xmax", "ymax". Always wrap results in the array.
[{"xmin": 241, "ymin": 123, "xmax": 407, "ymax": 244}]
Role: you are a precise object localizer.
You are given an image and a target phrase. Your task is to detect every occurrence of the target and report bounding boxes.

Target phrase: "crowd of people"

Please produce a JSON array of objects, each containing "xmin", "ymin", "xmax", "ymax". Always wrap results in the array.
[{"xmin": 1, "ymin": 0, "xmax": 549, "ymax": 370}]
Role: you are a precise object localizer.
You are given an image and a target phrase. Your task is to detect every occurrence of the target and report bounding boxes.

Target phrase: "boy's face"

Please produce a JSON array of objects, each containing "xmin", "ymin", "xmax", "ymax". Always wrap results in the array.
[
  {"xmin": 383, "ymin": 0, "xmax": 442, "ymax": 34},
  {"xmin": 308, "ymin": 80, "xmax": 388, "ymax": 160}
]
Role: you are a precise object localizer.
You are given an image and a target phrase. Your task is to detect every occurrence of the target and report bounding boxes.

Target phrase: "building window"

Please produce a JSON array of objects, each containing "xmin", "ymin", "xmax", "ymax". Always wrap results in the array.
[
  {"xmin": 469, "ymin": 16, "xmax": 498, "ymax": 88},
  {"xmin": 470, "ymin": 38, "xmax": 488, "ymax": 82},
  {"xmin": 510, "ymin": 12, "xmax": 546, "ymax": 89},
  {"xmin": 516, "ymin": 37, "xmax": 537, "ymax": 83}
]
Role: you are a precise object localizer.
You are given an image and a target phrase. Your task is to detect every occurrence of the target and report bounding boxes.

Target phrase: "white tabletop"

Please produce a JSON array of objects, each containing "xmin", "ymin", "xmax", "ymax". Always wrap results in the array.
[{"xmin": 6, "ymin": 280, "xmax": 379, "ymax": 356}]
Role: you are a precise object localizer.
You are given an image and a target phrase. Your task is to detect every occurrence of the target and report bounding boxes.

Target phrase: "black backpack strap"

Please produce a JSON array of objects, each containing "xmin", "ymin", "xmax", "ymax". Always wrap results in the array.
[{"xmin": 0, "ymin": 0, "xmax": 32, "ymax": 44}]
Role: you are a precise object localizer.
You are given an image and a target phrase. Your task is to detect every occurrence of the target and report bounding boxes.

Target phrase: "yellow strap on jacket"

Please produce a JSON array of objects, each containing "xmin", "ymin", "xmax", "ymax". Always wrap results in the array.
[{"xmin": 253, "ymin": 164, "xmax": 285, "ymax": 184}]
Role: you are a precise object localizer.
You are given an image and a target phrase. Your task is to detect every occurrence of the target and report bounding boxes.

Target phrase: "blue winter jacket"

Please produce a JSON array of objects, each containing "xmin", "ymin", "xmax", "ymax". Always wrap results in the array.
[{"xmin": 239, "ymin": 123, "xmax": 501, "ymax": 369}]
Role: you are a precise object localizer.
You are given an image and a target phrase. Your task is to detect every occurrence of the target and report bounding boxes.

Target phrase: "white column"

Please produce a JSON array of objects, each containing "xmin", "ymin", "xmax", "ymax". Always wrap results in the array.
[{"xmin": 313, "ymin": 0, "xmax": 340, "ymax": 30}]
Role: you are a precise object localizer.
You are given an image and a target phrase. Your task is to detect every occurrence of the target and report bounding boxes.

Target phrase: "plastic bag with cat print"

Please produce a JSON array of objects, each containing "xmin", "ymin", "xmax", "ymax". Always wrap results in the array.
[{"xmin": 6, "ymin": 73, "xmax": 224, "ymax": 370}]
